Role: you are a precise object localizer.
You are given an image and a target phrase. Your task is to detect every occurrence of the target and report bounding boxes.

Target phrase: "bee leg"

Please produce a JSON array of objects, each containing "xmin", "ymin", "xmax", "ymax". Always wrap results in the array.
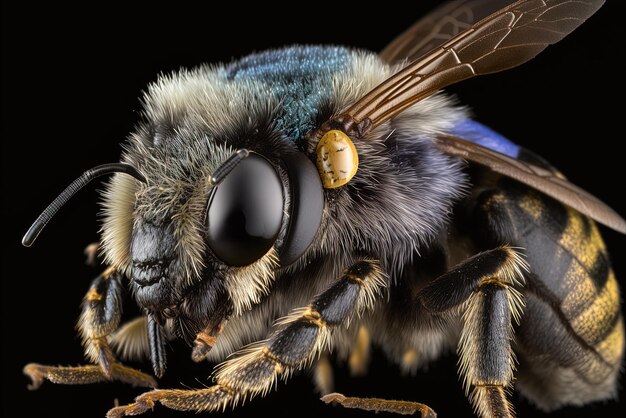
[
  {"xmin": 401, "ymin": 348, "xmax": 419, "ymax": 374},
  {"xmin": 24, "ymin": 268, "xmax": 156, "ymax": 389},
  {"xmin": 191, "ymin": 318, "xmax": 228, "ymax": 363},
  {"xmin": 348, "ymin": 325, "xmax": 370, "ymax": 376},
  {"xmin": 314, "ymin": 353, "xmax": 334, "ymax": 395},
  {"xmin": 78, "ymin": 267, "xmax": 123, "ymax": 377},
  {"xmin": 321, "ymin": 392, "xmax": 436, "ymax": 417},
  {"xmin": 84, "ymin": 241, "xmax": 100, "ymax": 266},
  {"xmin": 106, "ymin": 259, "xmax": 387, "ymax": 417},
  {"xmin": 418, "ymin": 246, "xmax": 528, "ymax": 418},
  {"xmin": 23, "ymin": 363, "xmax": 156, "ymax": 390},
  {"xmin": 318, "ymin": 326, "xmax": 433, "ymax": 418}
]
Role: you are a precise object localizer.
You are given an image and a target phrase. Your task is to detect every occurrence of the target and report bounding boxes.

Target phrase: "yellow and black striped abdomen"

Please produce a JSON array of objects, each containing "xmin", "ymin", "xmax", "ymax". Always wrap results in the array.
[
  {"xmin": 519, "ymin": 189, "xmax": 622, "ymax": 357},
  {"xmin": 472, "ymin": 179, "xmax": 624, "ymax": 408}
]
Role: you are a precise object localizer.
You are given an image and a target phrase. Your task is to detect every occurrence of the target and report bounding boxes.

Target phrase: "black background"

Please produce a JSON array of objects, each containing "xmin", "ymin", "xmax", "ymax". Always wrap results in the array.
[{"xmin": 2, "ymin": 1, "xmax": 624, "ymax": 417}]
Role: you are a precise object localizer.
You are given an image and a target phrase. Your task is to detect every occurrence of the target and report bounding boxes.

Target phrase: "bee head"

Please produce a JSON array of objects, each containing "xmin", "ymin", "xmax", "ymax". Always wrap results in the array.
[{"xmin": 94, "ymin": 62, "xmax": 330, "ymax": 340}]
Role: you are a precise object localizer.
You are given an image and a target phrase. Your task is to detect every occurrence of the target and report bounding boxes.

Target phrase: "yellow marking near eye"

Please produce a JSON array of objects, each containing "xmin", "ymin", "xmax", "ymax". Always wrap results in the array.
[
  {"xmin": 484, "ymin": 192, "xmax": 506, "ymax": 208},
  {"xmin": 316, "ymin": 130, "xmax": 358, "ymax": 188}
]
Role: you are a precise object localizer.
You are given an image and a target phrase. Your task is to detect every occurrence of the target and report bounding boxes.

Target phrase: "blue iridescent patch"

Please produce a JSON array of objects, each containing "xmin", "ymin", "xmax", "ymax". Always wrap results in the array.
[
  {"xmin": 226, "ymin": 46, "xmax": 351, "ymax": 141},
  {"xmin": 450, "ymin": 119, "xmax": 520, "ymax": 158}
]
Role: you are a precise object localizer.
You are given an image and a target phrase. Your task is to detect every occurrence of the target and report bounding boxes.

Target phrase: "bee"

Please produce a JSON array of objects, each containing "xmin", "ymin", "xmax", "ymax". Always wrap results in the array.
[{"xmin": 21, "ymin": 0, "xmax": 624, "ymax": 417}]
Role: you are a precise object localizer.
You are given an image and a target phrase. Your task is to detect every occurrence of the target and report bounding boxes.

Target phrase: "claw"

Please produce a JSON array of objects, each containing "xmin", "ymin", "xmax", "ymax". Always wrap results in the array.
[
  {"xmin": 23, "ymin": 363, "xmax": 44, "ymax": 390},
  {"xmin": 321, "ymin": 392, "xmax": 346, "ymax": 404},
  {"xmin": 96, "ymin": 339, "xmax": 114, "ymax": 379},
  {"xmin": 106, "ymin": 390, "xmax": 166, "ymax": 418},
  {"xmin": 84, "ymin": 242, "xmax": 100, "ymax": 266},
  {"xmin": 106, "ymin": 401, "xmax": 152, "ymax": 418}
]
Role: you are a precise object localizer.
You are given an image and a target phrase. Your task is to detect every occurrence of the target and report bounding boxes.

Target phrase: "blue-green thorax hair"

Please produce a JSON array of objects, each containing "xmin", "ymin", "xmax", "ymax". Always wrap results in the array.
[{"xmin": 225, "ymin": 46, "xmax": 351, "ymax": 141}]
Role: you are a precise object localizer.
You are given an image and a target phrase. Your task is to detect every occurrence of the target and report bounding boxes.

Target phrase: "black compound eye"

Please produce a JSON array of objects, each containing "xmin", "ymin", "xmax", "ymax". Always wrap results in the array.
[{"xmin": 206, "ymin": 154, "xmax": 283, "ymax": 266}]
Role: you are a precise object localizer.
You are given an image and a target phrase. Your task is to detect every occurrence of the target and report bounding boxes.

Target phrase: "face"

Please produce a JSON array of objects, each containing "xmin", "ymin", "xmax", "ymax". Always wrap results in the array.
[
  {"xmin": 115, "ymin": 136, "xmax": 292, "ymax": 341},
  {"xmin": 121, "ymin": 143, "xmax": 235, "ymax": 342},
  {"xmin": 128, "ymin": 151, "xmax": 285, "ymax": 312},
  {"xmin": 130, "ymin": 219, "xmax": 179, "ymax": 308}
]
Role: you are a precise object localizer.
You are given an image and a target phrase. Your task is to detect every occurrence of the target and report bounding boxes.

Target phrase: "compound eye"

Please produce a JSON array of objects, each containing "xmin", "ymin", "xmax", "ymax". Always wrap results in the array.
[{"xmin": 206, "ymin": 154, "xmax": 283, "ymax": 266}]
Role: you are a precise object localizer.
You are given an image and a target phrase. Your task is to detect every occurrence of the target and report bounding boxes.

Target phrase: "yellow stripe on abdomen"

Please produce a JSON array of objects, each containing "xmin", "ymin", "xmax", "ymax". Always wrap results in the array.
[{"xmin": 571, "ymin": 271, "xmax": 620, "ymax": 346}]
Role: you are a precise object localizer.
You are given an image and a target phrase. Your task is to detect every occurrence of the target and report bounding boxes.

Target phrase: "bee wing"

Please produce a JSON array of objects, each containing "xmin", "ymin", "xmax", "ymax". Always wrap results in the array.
[
  {"xmin": 381, "ymin": 0, "xmax": 507, "ymax": 65},
  {"xmin": 434, "ymin": 135, "xmax": 626, "ymax": 234},
  {"xmin": 335, "ymin": 0, "xmax": 604, "ymax": 136}
]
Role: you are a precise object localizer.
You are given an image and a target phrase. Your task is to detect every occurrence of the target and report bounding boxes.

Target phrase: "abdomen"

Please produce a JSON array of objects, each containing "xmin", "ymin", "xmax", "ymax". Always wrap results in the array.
[{"xmin": 470, "ymin": 173, "xmax": 624, "ymax": 410}]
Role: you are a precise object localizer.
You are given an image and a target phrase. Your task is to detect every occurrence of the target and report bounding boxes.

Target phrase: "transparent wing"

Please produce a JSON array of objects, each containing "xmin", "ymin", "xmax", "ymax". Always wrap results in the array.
[
  {"xmin": 333, "ymin": 0, "xmax": 604, "ymax": 137},
  {"xmin": 381, "ymin": 0, "xmax": 509, "ymax": 65},
  {"xmin": 434, "ymin": 135, "xmax": 626, "ymax": 234}
]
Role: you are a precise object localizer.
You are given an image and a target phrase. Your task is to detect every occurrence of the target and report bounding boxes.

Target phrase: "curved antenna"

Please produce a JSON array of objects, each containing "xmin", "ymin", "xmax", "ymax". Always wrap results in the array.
[{"xmin": 22, "ymin": 163, "xmax": 146, "ymax": 247}]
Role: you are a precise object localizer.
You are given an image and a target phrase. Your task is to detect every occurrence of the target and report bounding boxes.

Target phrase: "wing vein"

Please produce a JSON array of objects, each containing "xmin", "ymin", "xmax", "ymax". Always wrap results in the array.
[{"xmin": 336, "ymin": 0, "xmax": 604, "ymax": 134}]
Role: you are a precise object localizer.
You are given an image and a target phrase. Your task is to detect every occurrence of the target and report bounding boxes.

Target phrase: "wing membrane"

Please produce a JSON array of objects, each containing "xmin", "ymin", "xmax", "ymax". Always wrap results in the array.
[
  {"xmin": 340, "ymin": 0, "xmax": 604, "ymax": 136},
  {"xmin": 434, "ymin": 135, "xmax": 626, "ymax": 234},
  {"xmin": 381, "ymin": 0, "xmax": 508, "ymax": 65}
]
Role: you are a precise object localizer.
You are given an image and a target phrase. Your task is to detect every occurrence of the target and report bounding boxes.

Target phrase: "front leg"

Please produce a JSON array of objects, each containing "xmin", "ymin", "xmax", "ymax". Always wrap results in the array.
[
  {"xmin": 419, "ymin": 246, "xmax": 528, "ymax": 418},
  {"xmin": 79, "ymin": 266, "xmax": 122, "ymax": 376},
  {"xmin": 24, "ymin": 268, "xmax": 155, "ymax": 389},
  {"xmin": 107, "ymin": 259, "xmax": 386, "ymax": 417}
]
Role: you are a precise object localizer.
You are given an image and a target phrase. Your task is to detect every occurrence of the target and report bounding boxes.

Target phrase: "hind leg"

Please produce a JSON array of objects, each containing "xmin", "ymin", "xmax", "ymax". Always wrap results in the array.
[{"xmin": 314, "ymin": 353, "xmax": 334, "ymax": 395}]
